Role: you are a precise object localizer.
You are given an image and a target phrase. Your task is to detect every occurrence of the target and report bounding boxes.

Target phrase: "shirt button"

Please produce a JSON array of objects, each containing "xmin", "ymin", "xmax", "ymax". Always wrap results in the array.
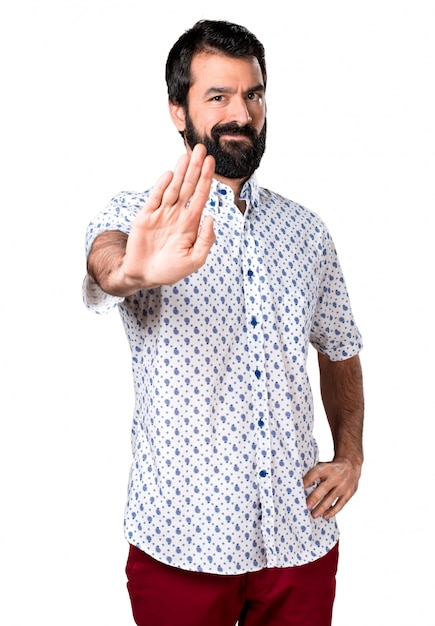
[
  {"xmin": 255, "ymin": 369, "xmax": 261, "ymax": 379},
  {"xmin": 251, "ymin": 316, "xmax": 258, "ymax": 327},
  {"xmin": 247, "ymin": 269, "xmax": 254, "ymax": 278},
  {"xmin": 259, "ymin": 470, "xmax": 267, "ymax": 478},
  {"xmin": 258, "ymin": 419, "xmax": 264, "ymax": 428}
]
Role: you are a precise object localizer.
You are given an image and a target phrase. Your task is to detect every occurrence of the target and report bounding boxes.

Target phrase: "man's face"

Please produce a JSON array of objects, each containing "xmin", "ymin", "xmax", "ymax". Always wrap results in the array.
[{"xmin": 173, "ymin": 52, "xmax": 267, "ymax": 179}]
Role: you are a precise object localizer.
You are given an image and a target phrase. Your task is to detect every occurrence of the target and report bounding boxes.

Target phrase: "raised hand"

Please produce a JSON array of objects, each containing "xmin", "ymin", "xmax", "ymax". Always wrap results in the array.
[{"xmin": 88, "ymin": 144, "xmax": 216, "ymax": 295}]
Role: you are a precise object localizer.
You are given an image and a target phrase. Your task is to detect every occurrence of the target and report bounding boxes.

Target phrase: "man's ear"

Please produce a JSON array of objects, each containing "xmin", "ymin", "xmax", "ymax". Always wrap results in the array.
[{"xmin": 169, "ymin": 102, "xmax": 186, "ymax": 133}]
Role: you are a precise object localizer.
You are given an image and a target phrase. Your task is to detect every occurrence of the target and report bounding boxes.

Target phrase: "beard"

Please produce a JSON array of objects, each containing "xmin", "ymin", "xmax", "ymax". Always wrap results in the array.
[{"xmin": 184, "ymin": 112, "xmax": 266, "ymax": 179}]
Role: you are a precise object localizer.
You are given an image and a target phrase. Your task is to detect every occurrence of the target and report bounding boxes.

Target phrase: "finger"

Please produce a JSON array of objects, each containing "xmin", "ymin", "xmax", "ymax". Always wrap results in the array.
[
  {"xmin": 322, "ymin": 497, "xmax": 345, "ymax": 520},
  {"xmin": 161, "ymin": 145, "xmax": 205, "ymax": 207},
  {"xmin": 305, "ymin": 468, "xmax": 337, "ymax": 512},
  {"xmin": 309, "ymin": 487, "xmax": 341, "ymax": 519},
  {"xmin": 162, "ymin": 153, "xmax": 191, "ymax": 207},
  {"xmin": 142, "ymin": 170, "xmax": 175, "ymax": 213},
  {"xmin": 319, "ymin": 490, "xmax": 350, "ymax": 519},
  {"xmin": 160, "ymin": 145, "xmax": 209, "ymax": 212},
  {"xmin": 177, "ymin": 144, "xmax": 211, "ymax": 205},
  {"xmin": 196, "ymin": 153, "xmax": 216, "ymax": 195},
  {"xmin": 189, "ymin": 215, "xmax": 216, "ymax": 270},
  {"xmin": 303, "ymin": 465, "xmax": 323, "ymax": 489},
  {"xmin": 172, "ymin": 153, "xmax": 214, "ymax": 239},
  {"xmin": 150, "ymin": 146, "xmax": 211, "ymax": 220},
  {"xmin": 305, "ymin": 482, "xmax": 326, "ymax": 513},
  {"xmin": 184, "ymin": 154, "xmax": 215, "ymax": 216}
]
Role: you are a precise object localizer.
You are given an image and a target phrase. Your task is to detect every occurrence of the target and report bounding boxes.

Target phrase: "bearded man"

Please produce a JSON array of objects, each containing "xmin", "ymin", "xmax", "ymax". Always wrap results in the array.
[{"xmin": 84, "ymin": 19, "xmax": 364, "ymax": 626}]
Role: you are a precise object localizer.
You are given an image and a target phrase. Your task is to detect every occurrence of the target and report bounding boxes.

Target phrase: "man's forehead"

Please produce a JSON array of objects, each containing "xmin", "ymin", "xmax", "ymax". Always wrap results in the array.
[{"xmin": 190, "ymin": 51, "xmax": 264, "ymax": 86}]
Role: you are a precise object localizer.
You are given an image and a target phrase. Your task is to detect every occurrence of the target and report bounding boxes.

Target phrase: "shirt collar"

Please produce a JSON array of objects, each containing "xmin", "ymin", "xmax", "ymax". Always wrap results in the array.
[
  {"xmin": 240, "ymin": 175, "xmax": 260, "ymax": 208},
  {"xmin": 209, "ymin": 174, "xmax": 260, "ymax": 213}
]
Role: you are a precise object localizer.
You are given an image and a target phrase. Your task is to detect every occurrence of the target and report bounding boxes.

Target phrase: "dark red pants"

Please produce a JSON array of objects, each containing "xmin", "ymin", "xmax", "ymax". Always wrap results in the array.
[{"xmin": 126, "ymin": 542, "xmax": 339, "ymax": 626}]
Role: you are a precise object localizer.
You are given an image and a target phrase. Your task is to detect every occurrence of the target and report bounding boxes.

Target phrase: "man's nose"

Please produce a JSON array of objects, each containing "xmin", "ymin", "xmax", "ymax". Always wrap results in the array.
[{"xmin": 227, "ymin": 97, "xmax": 252, "ymax": 125}]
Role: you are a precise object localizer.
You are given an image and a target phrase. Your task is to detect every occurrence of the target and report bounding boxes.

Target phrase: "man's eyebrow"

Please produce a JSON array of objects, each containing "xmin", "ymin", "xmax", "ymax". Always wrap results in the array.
[
  {"xmin": 204, "ymin": 84, "xmax": 265, "ymax": 97},
  {"xmin": 204, "ymin": 87, "xmax": 235, "ymax": 97},
  {"xmin": 246, "ymin": 84, "xmax": 265, "ymax": 94}
]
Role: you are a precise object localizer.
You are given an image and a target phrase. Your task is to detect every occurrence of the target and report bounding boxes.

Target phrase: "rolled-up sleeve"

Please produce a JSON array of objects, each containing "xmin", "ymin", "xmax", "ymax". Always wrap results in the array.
[
  {"xmin": 83, "ymin": 190, "xmax": 148, "ymax": 314},
  {"xmin": 309, "ymin": 229, "xmax": 363, "ymax": 361}
]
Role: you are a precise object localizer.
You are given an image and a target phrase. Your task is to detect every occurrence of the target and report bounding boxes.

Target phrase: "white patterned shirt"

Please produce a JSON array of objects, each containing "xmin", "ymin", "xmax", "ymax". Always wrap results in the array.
[{"xmin": 83, "ymin": 175, "xmax": 362, "ymax": 574}]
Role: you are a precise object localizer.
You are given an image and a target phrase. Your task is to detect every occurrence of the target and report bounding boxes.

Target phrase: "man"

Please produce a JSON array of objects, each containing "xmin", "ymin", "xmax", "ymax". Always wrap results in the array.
[{"xmin": 84, "ymin": 19, "xmax": 364, "ymax": 626}]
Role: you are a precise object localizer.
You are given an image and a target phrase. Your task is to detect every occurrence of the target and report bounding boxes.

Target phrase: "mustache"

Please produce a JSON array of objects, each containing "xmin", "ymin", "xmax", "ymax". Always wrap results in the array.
[{"xmin": 211, "ymin": 122, "xmax": 259, "ymax": 141}]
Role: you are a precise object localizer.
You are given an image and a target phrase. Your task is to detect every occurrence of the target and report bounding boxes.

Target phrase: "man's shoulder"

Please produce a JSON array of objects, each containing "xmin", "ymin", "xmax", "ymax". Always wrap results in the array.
[
  {"xmin": 91, "ymin": 189, "xmax": 151, "ymax": 223},
  {"xmin": 106, "ymin": 190, "xmax": 151, "ymax": 210},
  {"xmin": 258, "ymin": 186, "xmax": 327, "ymax": 229},
  {"xmin": 85, "ymin": 189, "xmax": 151, "ymax": 254}
]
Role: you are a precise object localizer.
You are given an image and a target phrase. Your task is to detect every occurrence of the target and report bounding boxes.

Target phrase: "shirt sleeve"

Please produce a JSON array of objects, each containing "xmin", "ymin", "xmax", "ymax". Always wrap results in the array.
[
  {"xmin": 309, "ymin": 228, "xmax": 363, "ymax": 361},
  {"xmin": 82, "ymin": 275, "xmax": 124, "ymax": 314},
  {"xmin": 82, "ymin": 190, "xmax": 148, "ymax": 314}
]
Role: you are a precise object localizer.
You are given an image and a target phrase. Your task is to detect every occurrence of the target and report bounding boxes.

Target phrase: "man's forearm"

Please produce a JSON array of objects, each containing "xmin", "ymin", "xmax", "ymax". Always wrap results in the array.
[
  {"xmin": 318, "ymin": 353, "xmax": 364, "ymax": 465},
  {"xmin": 87, "ymin": 230, "xmax": 138, "ymax": 297}
]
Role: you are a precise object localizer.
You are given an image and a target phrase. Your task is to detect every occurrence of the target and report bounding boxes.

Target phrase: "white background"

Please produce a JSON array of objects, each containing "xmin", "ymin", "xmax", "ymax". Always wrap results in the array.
[{"xmin": 1, "ymin": 0, "xmax": 434, "ymax": 624}]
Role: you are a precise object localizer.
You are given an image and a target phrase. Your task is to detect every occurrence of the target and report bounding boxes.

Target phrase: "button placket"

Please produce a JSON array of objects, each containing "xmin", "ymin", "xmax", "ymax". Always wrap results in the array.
[{"xmin": 242, "ymin": 225, "xmax": 277, "ymax": 561}]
